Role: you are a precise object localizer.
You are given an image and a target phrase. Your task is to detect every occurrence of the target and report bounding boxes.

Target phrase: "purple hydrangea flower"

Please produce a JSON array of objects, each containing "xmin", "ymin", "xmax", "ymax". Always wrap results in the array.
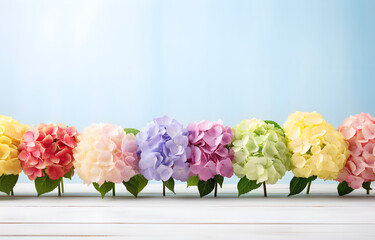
[{"xmin": 136, "ymin": 116, "xmax": 190, "ymax": 181}]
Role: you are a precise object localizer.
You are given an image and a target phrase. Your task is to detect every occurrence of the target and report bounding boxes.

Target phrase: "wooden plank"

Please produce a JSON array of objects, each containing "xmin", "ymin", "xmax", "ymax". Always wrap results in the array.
[
  {"xmin": 1, "ymin": 195, "xmax": 374, "ymax": 207},
  {"xmin": 0, "ymin": 224, "xmax": 374, "ymax": 239},
  {"xmin": 1, "ymin": 184, "xmax": 374, "ymax": 209},
  {"xmin": 3, "ymin": 183, "xmax": 373, "ymax": 197},
  {"xmin": 0, "ymin": 205, "xmax": 373, "ymax": 224},
  {"xmin": 1, "ymin": 184, "xmax": 374, "ymax": 239}
]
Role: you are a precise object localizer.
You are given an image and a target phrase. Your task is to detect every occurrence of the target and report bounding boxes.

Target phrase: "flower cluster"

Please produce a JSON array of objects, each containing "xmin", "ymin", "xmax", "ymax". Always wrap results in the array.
[
  {"xmin": 73, "ymin": 123, "xmax": 140, "ymax": 186},
  {"xmin": 283, "ymin": 111, "xmax": 349, "ymax": 180},
  {"xmin": 336, "ymin": 113, "xmax": 375, "ymax": 189},
  {"xmin": 187, "ymin": 120, "xmax": 234, "ymax": 181},
  {"xmin": 231, "ymin": 119, "xmax": 290, "ymax": 184},
  {"xmin": 136, "ymin": 116, "xmax": 190, "ymax": 181},
  {"xmin": 18, "ymin": 123, "xmax": 78, "ymax": 180},
  {"xmin": 0, "ymin": 115, "xmax": 29, "ymax": 176}
]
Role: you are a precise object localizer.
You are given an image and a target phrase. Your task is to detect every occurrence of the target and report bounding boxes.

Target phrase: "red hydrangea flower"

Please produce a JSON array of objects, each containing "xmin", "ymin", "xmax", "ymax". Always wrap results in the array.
[{"xmin": 18, "ymin": 123, "xmax": 78, "ymax": 180}]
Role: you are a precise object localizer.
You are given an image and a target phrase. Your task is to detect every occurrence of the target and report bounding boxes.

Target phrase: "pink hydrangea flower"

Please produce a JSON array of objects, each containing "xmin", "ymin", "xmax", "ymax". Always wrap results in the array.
[
  {"xmin": 18, "ymin": 123, "xmax": 78, "ymax": 180},
  {"xmin": 337, "ymin": 113, "xmax": 375, "ymax": 189},
  {"xmin": 187, "ymin": 120, "xmax": 234, "ymax": 181}
]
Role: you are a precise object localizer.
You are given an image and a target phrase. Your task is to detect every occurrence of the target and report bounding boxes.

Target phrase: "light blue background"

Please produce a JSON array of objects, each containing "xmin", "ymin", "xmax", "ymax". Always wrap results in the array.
[{"xmin": 1, "ymin": 0, "xmax": 374, "ymax": 184}]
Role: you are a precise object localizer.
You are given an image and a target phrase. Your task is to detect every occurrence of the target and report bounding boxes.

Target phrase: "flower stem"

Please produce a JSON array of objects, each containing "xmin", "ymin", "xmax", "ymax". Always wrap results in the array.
[
  {"xmin": 163, "ymin": 182, "xmax": 166, "ymax": 197},
  {"xmin": 214, "ymin": 180, "xmax": 218, "ymax": 198},
  {"xmin": 367, "ymin": 189, "xmax": 370, "ymax": 195},
  {"xmin": 263, "ymin": 182, "xmax": 267, "ymax": 197},
  {"xmin": 60, "ymin": 178, "xmax": 64, "ymax": 194},
  {"xmin": 58, "ymin": 184, "xmax": 61, "ymax": 197},
  {"xmin": 112, "ymin": 184, "xmax": 116, "ymax": 197},
  {"xmin": 11, "ymin": 189, "xmax": 14, "ymax": 196},
  {"xmin": 306, "ymin": 181, "xmax": 312, "ymax": 195}
]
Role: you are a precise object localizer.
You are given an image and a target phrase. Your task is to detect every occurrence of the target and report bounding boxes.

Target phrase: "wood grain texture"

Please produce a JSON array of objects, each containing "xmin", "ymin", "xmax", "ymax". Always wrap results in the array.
[{"xmin": 0, "ymin": 184, "xmax": 374, "ymax": 239}]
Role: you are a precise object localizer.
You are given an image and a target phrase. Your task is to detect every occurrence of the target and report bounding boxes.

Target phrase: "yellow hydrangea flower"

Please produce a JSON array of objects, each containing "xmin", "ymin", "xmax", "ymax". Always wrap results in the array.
[
  {"xmin": 283, "ymin": 111, "xmax": 349, "ymax": 180},
  {"xmin": 0, "ymin": 115, "xmax": 29, "ymax": 175}
]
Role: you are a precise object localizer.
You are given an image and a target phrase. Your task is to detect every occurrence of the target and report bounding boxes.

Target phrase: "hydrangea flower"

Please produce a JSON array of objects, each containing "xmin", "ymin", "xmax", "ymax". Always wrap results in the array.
[
  {"xmin": 336, "ymin": 113, "xmax": 375, "ymax": 189},
  {"xmin": 283, "ymin": 111, "xmax": 349, "ymax": 180},
  {"xmin": 231, "ymin": 119, "xmax": 290, "ymax": 184},
  {"xmin": 18, "ymin": 123, "xmax": 78, "ymax": 180},
  {"xmin": 187, "ymin": 120, "xmax": 234, "ymax": 181},
  {"xmin": 0, "ymin": 115, "xmax": 29, "ymax": 176},
  {"xmin": 135, "ymin": 116, "xmax": 190, "ymax": 182},
  {"xmin": 73, "ymin": 123, "xmax": 140, "ymax": 186}
]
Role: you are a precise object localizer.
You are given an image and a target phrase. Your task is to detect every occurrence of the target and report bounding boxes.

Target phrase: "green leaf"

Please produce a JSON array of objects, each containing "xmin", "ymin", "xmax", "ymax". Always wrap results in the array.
[
  {"xmin": 264, "ymin": 120, "xmax": 285, "ymax": 134},
  {"xmin": 214, "ymin": 175, "xmax": 224, "ymax": 188},
  {"xmin": 362, "ymin": 181, "xmax": 372, "ymax": 191},
  {"xmin": 198, "ymin": 179, "xmax": 215, "ymax": 197},
  {"xmin": 0, "ymin": 174, "xmax": 19, "ymax": 195},
  {"xmin": 307, "ymin": 175, "xmax": 317, "ymax": 181},
  {"xmin": 123, "ymin": 174, "xmax": 148, "ymax": 197},
  {"xmin": 237, "ymin": 177, "xmax": 262, "ymax": 197},
  {"xmin": 163, "ymin": 177, "xmax": 175, "ymax": 194},
  {"xmin": 187, "ymin": 175, "xmax": 199, "ymax": 187},
  {"xmin": 35, "ymin": 175, "xmax": 60, "ymax": 197},
  {"xmin": 288, "ymin": 176, "xmax": 317, "ymax": 196},
  {"xmin": 93, "ymin": 181, "xmax": 114, "ymax": 199},
  {"xmin": 337, "ymin": 181, "xmax": 354, "ymax": 196},
  {"xmin": 63, "ymin": 169, "xmax": 73, "ymax": 180},
  {"xmin": 124, "ymin": 128, "xmax": 140, "ymax": 136}
]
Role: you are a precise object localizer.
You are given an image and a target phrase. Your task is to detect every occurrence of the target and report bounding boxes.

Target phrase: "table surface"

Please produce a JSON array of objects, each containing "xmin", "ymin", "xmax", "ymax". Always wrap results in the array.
[{"xmin": 0, "ymin": 183, "xmax": 374, "ymax": 240}]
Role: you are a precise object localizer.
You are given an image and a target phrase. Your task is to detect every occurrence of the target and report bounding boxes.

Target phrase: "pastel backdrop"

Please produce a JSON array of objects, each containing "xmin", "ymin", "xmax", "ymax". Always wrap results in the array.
[{"xmin": 1, "ymin": 0, "xmax": 374, "ymax": 184}]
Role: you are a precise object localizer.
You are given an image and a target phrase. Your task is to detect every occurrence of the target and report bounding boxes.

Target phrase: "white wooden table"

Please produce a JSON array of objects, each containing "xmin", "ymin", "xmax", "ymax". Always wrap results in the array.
[{"xmin": 0, "ymin": 183, "xmax": 374, "ymax": 239}]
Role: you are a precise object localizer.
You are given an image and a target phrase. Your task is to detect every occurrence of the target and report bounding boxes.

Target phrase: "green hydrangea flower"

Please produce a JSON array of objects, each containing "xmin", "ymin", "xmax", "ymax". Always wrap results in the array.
[{"xmin": 231, "ymin": 119, "xmax": 291, "ymax": 184}]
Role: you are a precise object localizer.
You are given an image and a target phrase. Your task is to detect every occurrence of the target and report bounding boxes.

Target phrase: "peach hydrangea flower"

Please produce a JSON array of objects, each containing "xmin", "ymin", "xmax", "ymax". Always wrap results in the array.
[{"xmin": 73, "ymin": 123, "xmax": 140, "ymax": 186}]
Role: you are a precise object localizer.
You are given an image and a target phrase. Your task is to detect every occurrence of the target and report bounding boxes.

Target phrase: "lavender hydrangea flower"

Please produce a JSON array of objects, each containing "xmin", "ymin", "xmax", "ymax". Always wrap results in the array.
[{"xmin": 135, "ymin": 116, "xmax": 190, "ymax": 182}]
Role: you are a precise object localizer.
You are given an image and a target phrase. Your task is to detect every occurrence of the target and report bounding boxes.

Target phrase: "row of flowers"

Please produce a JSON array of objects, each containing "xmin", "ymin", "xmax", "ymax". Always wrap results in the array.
[{"xmin": 0, "ymin": 112, "xmax": 374, "ymax": 198}]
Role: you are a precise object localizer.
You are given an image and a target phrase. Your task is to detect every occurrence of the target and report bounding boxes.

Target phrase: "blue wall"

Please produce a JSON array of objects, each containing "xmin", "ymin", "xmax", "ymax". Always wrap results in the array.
[{"xmin": 1, "ymin": 0, "xmax": 374, "ymax": 184}]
